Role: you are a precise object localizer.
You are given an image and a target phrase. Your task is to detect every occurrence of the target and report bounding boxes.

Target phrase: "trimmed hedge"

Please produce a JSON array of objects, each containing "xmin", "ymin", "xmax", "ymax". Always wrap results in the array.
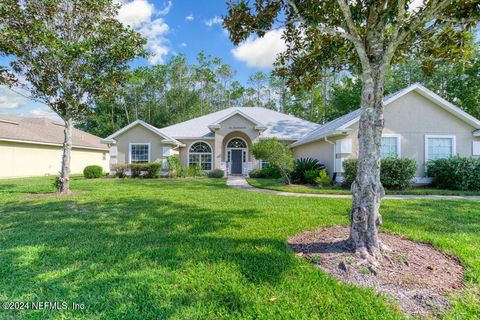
[
  {"xmin": 83, "ymin": 165, "xmax": 103, "ymax": 179},
  {"xmin": 426, "ymin": 156, "xmax": 480, "ymax": 191},
  {"xmin": 130, "ymin": 162, "xmax": 162, "ymax": 178},
  {"xmin": 208, "ymin": 169, "xmax": 225, "ymax": 178},
  {"xmin": 343, "ymin": 157, "xmax": 417, "ymax": 190},
  {"xmin": 248, "ymin": 164, "xmax": 282, "ymax": 179}
]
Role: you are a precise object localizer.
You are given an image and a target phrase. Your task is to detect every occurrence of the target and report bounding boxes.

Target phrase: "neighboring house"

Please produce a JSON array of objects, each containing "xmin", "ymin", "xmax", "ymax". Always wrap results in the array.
[
  {"xmin": 0, "ymin": 115, "xmax": 109, "ymax": 178},
  {"xmin": 103, "ymin": 84, "xmax": 480, "ymax": 182}
]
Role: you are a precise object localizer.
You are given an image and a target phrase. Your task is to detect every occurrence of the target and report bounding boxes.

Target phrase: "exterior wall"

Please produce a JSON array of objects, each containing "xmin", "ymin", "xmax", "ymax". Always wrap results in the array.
[
  {"xmin": 292, "ymin": 136, "xmax": 344, "ymax": 177},
  {"xmin": 292, "ymin": 91, "xmax": 479, "ymax": 179},
  {"xmin": 0, "ymin": 141, "xmax": 109, "ymax": 178},
  {"xmin": 114, "ymin": 124, "xmax": 169, "ymax": 165},
  {"xmin": 214, "ymin": 114, "xmax": 261, "ymax": 170}
]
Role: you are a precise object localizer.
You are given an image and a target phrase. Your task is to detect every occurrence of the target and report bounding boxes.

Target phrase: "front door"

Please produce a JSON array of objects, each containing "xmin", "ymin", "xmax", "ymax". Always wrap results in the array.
[{"xmin": 231, "ymin": 150, "xmax": 243, "ymax": 175}]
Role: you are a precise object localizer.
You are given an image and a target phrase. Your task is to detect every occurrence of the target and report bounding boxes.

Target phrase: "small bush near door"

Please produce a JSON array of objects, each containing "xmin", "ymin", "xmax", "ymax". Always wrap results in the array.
[
  {"xmin": 343, "ymin": 157, "xmax": 417, "ymax": 190},
  {"xmin": 208, "ymin": 169, "xmax": 225, "ymax": 178},
  {"xmin": 83, "ymin": 165, "xmax": 103, "ymax": 179},
  {"xmin": 427, "ymin": 156, "xmax": 480, "ymax": 191}
]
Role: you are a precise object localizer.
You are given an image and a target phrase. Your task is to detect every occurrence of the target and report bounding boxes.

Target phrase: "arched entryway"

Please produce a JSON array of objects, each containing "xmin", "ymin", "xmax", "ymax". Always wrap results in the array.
[{"xmin": 225, "ymin": 137, "xmax": 248, "ymax": 175}]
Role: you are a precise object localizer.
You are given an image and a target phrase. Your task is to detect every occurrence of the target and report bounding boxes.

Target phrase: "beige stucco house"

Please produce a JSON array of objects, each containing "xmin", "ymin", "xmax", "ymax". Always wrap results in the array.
[
  {"xmin": 103, "ymin": 84, "xmax": 480, "ymax": 182},
  {"xmin": 0, "ymin": 115, "xmax": 109, "ymax": 178}
]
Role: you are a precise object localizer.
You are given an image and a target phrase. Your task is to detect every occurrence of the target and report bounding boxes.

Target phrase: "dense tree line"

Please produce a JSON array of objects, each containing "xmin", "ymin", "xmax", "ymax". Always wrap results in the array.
[{"xmin": 79, "ymin": 45, "xmax": 480, "ymax": 138}]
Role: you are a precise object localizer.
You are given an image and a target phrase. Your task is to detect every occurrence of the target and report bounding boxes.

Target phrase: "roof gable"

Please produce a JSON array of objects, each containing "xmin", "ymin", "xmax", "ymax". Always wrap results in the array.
[
  {"xmin": 291, "ymin": 84, "xmax": 480, "ymax": 148},
  {"xmin": 102, "ymin": 119, "xmax": 183, "ymax": 146}
]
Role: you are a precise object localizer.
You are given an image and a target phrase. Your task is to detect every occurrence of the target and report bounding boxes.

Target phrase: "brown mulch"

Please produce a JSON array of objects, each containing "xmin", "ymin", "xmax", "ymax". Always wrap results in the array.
[
  {"xmin": 288, "ymin": 226, "xmax": 464, "ymax": 318},
  {"xmin": 21, "ymin": 190, "xmax": 90, "ymax": 199}
]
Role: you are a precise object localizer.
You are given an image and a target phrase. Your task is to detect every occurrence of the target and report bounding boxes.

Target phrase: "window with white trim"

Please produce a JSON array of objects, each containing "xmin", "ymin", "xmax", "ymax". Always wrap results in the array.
[
  {"xmin": 260, "ymin": 160, "xmax": 269, "ymax": 168},
  {"xmin": 426, "ymin": 136, "xmax": 455, "ymax": 161},
  {"xmin": 130, "ymin": 143, "xmax": 150, "ymax": 163},
  {"xmin": 381, "ymin": 136, "xmax": 400, "ymax": 158},
  {"xmin": 189, "ymin": 142, "xmax": 212, "ymax": 170}
]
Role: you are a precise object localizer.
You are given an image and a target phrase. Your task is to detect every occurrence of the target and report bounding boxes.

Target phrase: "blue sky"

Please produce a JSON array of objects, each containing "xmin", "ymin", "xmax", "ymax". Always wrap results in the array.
[{"xmin": 0, "ymin": 0, "xmax": 284, "ymax": 119}]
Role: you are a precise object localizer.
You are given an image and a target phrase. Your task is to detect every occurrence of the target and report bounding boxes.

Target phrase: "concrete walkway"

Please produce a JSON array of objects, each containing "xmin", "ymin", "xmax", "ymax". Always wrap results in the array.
[{"xmin": 226, "ymin": 176, "xmax": 480, "ymax": 200}]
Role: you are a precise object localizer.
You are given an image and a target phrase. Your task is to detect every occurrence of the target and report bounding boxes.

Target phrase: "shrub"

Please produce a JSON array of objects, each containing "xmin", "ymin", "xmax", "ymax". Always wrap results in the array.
[
  {"xmin": 304, "ymin": 169, "xmax": 320, "ymax": 185},
  {"xmin": 130, "ymin": 162, "xmax": 162, "ymax": 178},
  {"xmin": 342, "ymin": 157, "xmax": 417, "ymax": 190},
  {"xmin": 188, "ymin": 165, "xmax": 205, "ymax": 177},
  {"xmin": 83, "ymin": 165, "xmax": 103, "ymax": 179},
  {"xmin": 380, "ymin": 157, "xmax": 417, "ymax": 190},
  {"xmin": 314, "ymin": 169, "xmax": 333, "ymax": 187},
  {"xmin": 167, "ymin": 155, "xmax": 182, "ymax": 178},
  {"xmin": 112, "ymin": 164, "xmax": 127, "ymax": 178},
  {"xmin": 342, "ymin": 158, "xmax": 358, "ymax": 188},
  {"xmin": 427, "ymin": 156, "xmax": 480, "ymax": 191},
  {"xmin": 208, "ymin": 169, "xmax": 225, "ymax": 178},
  {"xmin": 248, "ymin": 169, "xmax": 264, "ymax": 178},
  {"xmin": 291, "ymin": 158, "xmax": 325, "ymax": 184},
  {"xmin": 261, "ymin": 163, "xmax": 282, "ymax": 178},
  {"xmin": 251, "ymin": 138, "xmax": 294, "ymax": 184}
]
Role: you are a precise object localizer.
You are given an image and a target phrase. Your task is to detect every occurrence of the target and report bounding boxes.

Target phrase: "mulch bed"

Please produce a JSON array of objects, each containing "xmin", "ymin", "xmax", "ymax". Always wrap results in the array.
[
  {"xmin": 288, "ymin": 226, "xmax": 464, "ymax": 318},
  {"xmin": 21, "ymin": 190, "xmax": 90, "ymax": 199}
]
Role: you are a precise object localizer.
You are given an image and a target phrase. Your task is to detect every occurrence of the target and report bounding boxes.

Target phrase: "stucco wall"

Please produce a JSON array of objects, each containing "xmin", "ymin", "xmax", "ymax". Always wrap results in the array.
[
  {"xmin": 0, "ymin": 141, "xmax": 109, "ymax": 178},
  {"xmin": 114, "ymin": 124, "xmax": 168, "ymax": 164},
  {"xmin": 292, "ymin": 90, "xmax": 479, "ymax": 178}
]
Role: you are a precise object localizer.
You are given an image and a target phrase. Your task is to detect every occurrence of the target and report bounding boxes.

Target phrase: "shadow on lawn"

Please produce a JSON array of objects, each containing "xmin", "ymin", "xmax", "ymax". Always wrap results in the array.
[{"xmin": 0, "ymin": 195, "xmax": 295, "ymax": 318}]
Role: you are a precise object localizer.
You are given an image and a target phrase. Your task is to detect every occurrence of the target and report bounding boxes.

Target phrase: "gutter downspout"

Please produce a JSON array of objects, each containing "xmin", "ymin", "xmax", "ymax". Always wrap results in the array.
[{"xmin": 324, "ymin": 137, "xmax": 336, "ymax": 178}]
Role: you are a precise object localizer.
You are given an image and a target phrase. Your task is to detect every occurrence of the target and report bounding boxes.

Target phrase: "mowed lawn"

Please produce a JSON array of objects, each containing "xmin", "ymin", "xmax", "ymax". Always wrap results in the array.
[{"xmin": 0, "ymin": 177, "xmax": 479, "ymax": 319}]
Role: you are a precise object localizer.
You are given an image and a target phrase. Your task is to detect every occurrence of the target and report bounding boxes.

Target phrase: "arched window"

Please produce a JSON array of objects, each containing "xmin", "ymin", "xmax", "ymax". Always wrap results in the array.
[
  {"xmin": 227, "ymin": 138, "xmax": 247, "ymax": 148},
  {"xmin": 189, "ymin": 142, "xmax": 212, "ymax": 170}
]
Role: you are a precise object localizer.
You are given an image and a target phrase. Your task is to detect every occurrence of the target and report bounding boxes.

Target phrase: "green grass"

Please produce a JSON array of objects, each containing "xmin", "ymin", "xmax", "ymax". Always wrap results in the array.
[
  {"xmin": 0, "ymin": 177, "xmax": 479, "ymax": 319},
  {"xmin": 248, "ymin": 178, "xmax": 480, "ymax": 196}
]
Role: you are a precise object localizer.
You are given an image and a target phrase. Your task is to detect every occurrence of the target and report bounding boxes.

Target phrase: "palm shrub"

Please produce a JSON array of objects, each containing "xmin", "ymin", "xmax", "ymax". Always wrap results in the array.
[
  {"xmin": 427, "ymin": 156, "xmax": 480, "ymax": 191},
  {"xmin": 291, "ymin": 158, "xmax": 325, "ymax": 184},
  {"xmin": 83, "ymin": 165, "xmax": 103, "ymax": 179},
  {"xmin": 343, "ymin": 158, "xmax": 417, "ymax": 190}
]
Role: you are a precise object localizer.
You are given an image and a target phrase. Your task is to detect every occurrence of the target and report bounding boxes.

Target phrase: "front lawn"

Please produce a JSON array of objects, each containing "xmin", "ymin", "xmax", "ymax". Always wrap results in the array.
[
  {"xmin": 0, "ymin": 177, "xmax": 479, "ymax": 319},
  {"xmin": 248, "ymin": 178, "xmax": 480, "ymax": 196}
]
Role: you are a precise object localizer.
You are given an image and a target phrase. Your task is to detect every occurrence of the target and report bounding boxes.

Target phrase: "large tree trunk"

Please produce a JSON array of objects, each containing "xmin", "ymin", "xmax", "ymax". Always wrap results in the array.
[
  {"xmin": 58, "ymin": 117, "xmax": 73, "ymax": 194},
  {"xmin": 349, "ymin": 71, "xmax": 386, "ymax": 261}
]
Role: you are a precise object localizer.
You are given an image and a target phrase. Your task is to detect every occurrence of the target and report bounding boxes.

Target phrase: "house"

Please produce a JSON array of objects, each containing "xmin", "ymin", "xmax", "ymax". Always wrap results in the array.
[
  {"xmin": 0, "ymin": 115, "xmax": 109, "ymax": 178},
  {"xmin": 104, "ymin": 84, "xmax": 480, "ymax": 182}
]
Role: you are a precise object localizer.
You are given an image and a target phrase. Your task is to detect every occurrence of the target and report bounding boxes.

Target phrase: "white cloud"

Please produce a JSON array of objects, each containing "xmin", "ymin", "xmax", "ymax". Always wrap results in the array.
[
  {"xmin": 0, "ymin": 86, "xmax": 29, "ymax": 109},
  {"xmin": 205, "ymin": 16, "xmax": 223, "ymax": 27},
  {"xmin": 117, "ymin": 0, "xmax": 154, "ymax": 28},
  {"xmin": 180, "ymin": 42, "xmax": 187, "ymax": 48},
  {"xmin": 185, "ymin": 13, "xmax": 194, "ymax": 21},
  {"xmin": 23, "ymin": 106, "xmax": 62, "ymax": 122},
  {"xmin": 117, "ymin": 0, "xmax": 172, "ymax": 64},
  {"xmin": 231, "ymin": 29, "xmax": 287, "ymax": 68}
]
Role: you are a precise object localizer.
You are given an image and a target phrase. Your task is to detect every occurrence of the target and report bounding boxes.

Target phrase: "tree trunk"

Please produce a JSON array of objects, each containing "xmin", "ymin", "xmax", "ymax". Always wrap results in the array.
[
  {"xmin": 58, "ymin": 118, "xmax": 73, "ymax": 194},
  {"xmin": 349, "ymin": 71, "xmax": 386, "ymax": 261}
]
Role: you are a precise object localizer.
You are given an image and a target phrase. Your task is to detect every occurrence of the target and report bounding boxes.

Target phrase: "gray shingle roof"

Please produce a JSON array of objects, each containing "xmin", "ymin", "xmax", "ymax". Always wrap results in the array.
[
  {"xmin": 291, "ymin": 109, "xmax": 360, "ymax": 147},
  {"xmin": 160, "ymin": 107, "xmax": 321, "ymax": 140},
  {"xmin": 0, "ymin": 114, "xmax": 108, "ymax": 150}
]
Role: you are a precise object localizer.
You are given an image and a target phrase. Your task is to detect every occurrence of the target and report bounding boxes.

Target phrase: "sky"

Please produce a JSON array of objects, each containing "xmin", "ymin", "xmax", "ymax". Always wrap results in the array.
[{"xmin": 0, "ymin": 0, "xmax": 286, "ymax": 120}]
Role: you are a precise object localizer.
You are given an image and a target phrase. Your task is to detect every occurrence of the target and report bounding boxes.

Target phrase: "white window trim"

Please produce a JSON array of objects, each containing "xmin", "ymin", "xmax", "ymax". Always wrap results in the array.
[
  {"xmin": 128, "ymin": 143, "xmax": 151, "ymax": 164},
  {"xmin": 381, "ymin": 134, "xmax": 401, "ymax": 158},
  {"xmin": 425, "ymin": 134, "xmax": 457, "ymax": 162},
  {"xmin": 188, "ymin": 140, "xmax": 213, "ymax": 170}
]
